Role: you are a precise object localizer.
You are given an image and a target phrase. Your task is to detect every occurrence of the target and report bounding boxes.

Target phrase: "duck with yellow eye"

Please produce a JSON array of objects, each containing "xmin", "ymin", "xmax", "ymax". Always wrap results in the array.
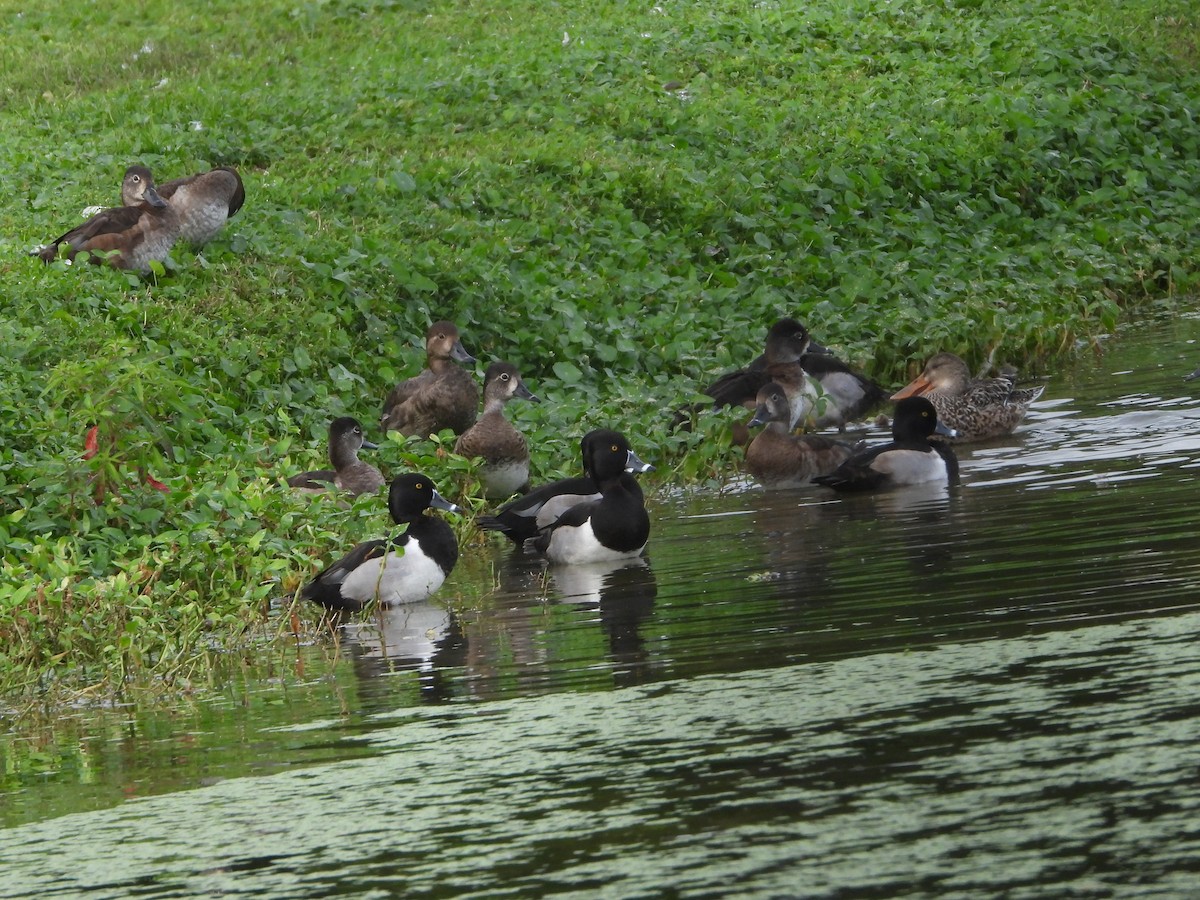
[
  {"xmin": 299, "ymin": 474, "xmax": 460, "ymax": 611},
  {"xmin": 477, "ymin": 429, "xmax": 653, "ymax": 546},
  {"xmin": 532, "ymin": 429, "xmax": 652, "ymax": 565},
  {"xmin": 813, "ymin": 397, "xmax": 959, "ymax": 491}
]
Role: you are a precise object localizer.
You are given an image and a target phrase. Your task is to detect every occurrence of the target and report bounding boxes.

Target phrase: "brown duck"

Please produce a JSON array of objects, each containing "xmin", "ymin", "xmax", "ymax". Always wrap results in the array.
[
  {"xmin": 454, "ymin": 362, "xmax": 541, "ymax": 499},
  {"xmin": 288, "ymin": 416, "xmax": 385, "ymax": 498},
  {"xmin": 744, "ymin": 382, "xmax": 860, "ymax": 489},
  {"xmin": 690, "ymin": 318, "xmax": 820, "ymax": 444},
  {"xmin": 35, "ymin": 165, "xmax": 178, "ymax": 272},
  {"xmin": 124, "ymin": 166, "xmax": 244, "ymax": 246},
  {"xmin": 381, "ymin": 322, "xmax": 479, "ymax": 437}
]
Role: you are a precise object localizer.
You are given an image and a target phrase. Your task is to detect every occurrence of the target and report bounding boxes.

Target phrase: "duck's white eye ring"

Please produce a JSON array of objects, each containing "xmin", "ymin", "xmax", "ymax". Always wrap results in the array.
[{"xmin": 500, "ymin": 373, "xmax": 510, "ymax": 381}]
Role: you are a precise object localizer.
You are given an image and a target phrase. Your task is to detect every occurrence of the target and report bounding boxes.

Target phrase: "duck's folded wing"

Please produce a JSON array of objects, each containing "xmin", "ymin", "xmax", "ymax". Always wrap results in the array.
[
  {"xmin": 383, "ymin": 370, "xmax": 434, "ymax": 411},
  {"xmin": 308, "ymin": 539, "xmax": 388, "ymax": 588},
  {"xmin": 530, "ymin": 498, "xmax": 600, "ymax": 554},
  {"xmin": 704, "ymin": 367, "xmax": 769, "ymax": 408},
  {"xmin": 42, "ymin": 206, "xmax": 145, "ymax": 254}
]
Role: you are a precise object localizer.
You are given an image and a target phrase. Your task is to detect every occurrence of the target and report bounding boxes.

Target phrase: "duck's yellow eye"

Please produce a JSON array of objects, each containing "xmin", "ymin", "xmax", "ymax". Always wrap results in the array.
[{"xmin": 415, "ymin": 482, "xmax": 424, "ymax": 489}]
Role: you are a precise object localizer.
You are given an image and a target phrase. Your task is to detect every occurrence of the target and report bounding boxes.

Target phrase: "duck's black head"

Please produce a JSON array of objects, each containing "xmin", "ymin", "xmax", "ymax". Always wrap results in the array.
[
  {"xmin": 387, "ymin": 473, "xmax": 459, "ymax": 522},
  {"xmin": 581, "ymin": 429, "xmax": 654, "ymax": 482},
  {"xmin": 891, "ymin": 397, "xmax": 955, "ymax": 442}
]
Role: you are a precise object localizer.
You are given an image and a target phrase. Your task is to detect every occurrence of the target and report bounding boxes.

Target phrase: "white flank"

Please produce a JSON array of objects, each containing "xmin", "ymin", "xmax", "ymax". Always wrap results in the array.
[
  {"xmin": 871, "ymin": 450, "xmax": 947, "ymax": 485},
  {"xmin": 338, "ymin": 546, "xmax": 446, "ymax": 606},
  {"xmin": 814, "ymin": 373, "xmax": 866, "ymax": 427},
  {"xmin": 789, "ymin": 376, "xmax": 820, "ymax": 429},
  {"xmin": 545, "ymin": 523, "xmax": 645, "ymax": 566}
]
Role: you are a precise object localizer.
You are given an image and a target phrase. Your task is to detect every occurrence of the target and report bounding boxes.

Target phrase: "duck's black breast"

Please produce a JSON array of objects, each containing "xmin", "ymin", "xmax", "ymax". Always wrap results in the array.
[{"xmin": 588, "ymin": 480, "xmax": 651, "ymax": 552}]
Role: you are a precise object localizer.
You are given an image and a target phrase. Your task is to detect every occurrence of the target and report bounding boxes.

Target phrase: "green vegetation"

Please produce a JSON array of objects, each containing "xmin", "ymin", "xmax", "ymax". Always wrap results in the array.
[{"xmin": 1, "ymin": 0, "xmax": 1198, "ymax": 703}]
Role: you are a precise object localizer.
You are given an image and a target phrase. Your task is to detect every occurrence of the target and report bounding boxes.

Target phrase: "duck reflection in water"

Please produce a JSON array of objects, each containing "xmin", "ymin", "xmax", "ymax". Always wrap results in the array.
[
  {"xmin": 335, "ymin": 601, "xmax": 467, "ymax": 706},
  {"xmin": 551, "ymin": 557, "xmax": 659, "ymax": 687},
  {"xmin": 745, "ymin": 492, "xmax": 840, "ymax": 609},
  {"xmin": 820, "ymin": 482, "xmax": 961, "ymax": 580}
]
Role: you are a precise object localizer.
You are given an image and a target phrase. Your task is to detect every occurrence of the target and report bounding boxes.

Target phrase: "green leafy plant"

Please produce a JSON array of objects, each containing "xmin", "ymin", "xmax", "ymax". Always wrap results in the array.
[{"xmin": 0, "ymin": 0, "xmax": 1196, "ymax": 704}]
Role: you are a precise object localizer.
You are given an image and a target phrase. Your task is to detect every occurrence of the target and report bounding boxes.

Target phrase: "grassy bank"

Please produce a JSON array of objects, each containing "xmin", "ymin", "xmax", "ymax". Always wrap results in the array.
[{"xmin": 1, "ymin": 0, "xmax": 1198, "ymax": 702}]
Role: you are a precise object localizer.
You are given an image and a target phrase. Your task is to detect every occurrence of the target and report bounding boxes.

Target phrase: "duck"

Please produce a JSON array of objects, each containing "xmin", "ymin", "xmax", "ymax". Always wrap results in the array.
[
  {"xmin": 34, "ymin": 165, "xmax": 178, "ymax": 272},
  {"xmin": 134, "ymin": 166, "xmax": 244, "ymax": 246},
  {"xmin": 299, "ymin": 473, "xmax": 460, "ymax": 611},
  {"xmin": 453, "ymin": 361, "xmax": 541, "ymax": 499},
  {"xmin": 799, "ymin": 350, "xmax": 889, "ymax": 430},
  {"xmin": 478, "ymin": 429, "xmax": 653, "ymax": 546},
  {"xmin": 381, "ymin": 321, "xmax": 479, "ymax": 437},
  {"xmin": 531, "ymin": 431, "xmax": 653, "ymax": 565},
  {"xmin": 891, "ymin": 351, "xmax": 1045, "ymax": 442},
  {"xmin": 287, "ymin": 416, "xmax": 385, "ymax": 498},
  {"xmin": 680, "ymin": 318, "xmax": 886, "ymax": 433},
  {"xmin": 813, "ymin": 397, "xmax": 959, "ymax": 491},
  {"xmin": 744, "ymin": 383, "xmax": 861, "ymax": 489},
  {"xmin": 697, "ymin": 318, "xmax": 819, "ymax": 439}
]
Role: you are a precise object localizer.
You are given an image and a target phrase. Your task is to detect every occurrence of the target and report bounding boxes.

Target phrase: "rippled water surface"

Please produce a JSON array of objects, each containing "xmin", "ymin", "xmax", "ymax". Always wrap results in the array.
[{"xmin": 5, "ymin": 314, "xmax": 1200, "ymax": 897}]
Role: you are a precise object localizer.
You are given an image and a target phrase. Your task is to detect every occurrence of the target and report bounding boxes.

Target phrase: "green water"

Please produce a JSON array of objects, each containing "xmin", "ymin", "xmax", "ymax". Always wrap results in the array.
[{"xmin": 4, "ymin": 311, "xmax": 1200, "ymax": 897}]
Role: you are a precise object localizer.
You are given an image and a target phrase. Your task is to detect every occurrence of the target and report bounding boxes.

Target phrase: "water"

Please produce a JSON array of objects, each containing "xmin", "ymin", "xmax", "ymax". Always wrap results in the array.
[{"xmin": 4, "ymin": 312, "xmax": 1200, "ymax": 897}]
